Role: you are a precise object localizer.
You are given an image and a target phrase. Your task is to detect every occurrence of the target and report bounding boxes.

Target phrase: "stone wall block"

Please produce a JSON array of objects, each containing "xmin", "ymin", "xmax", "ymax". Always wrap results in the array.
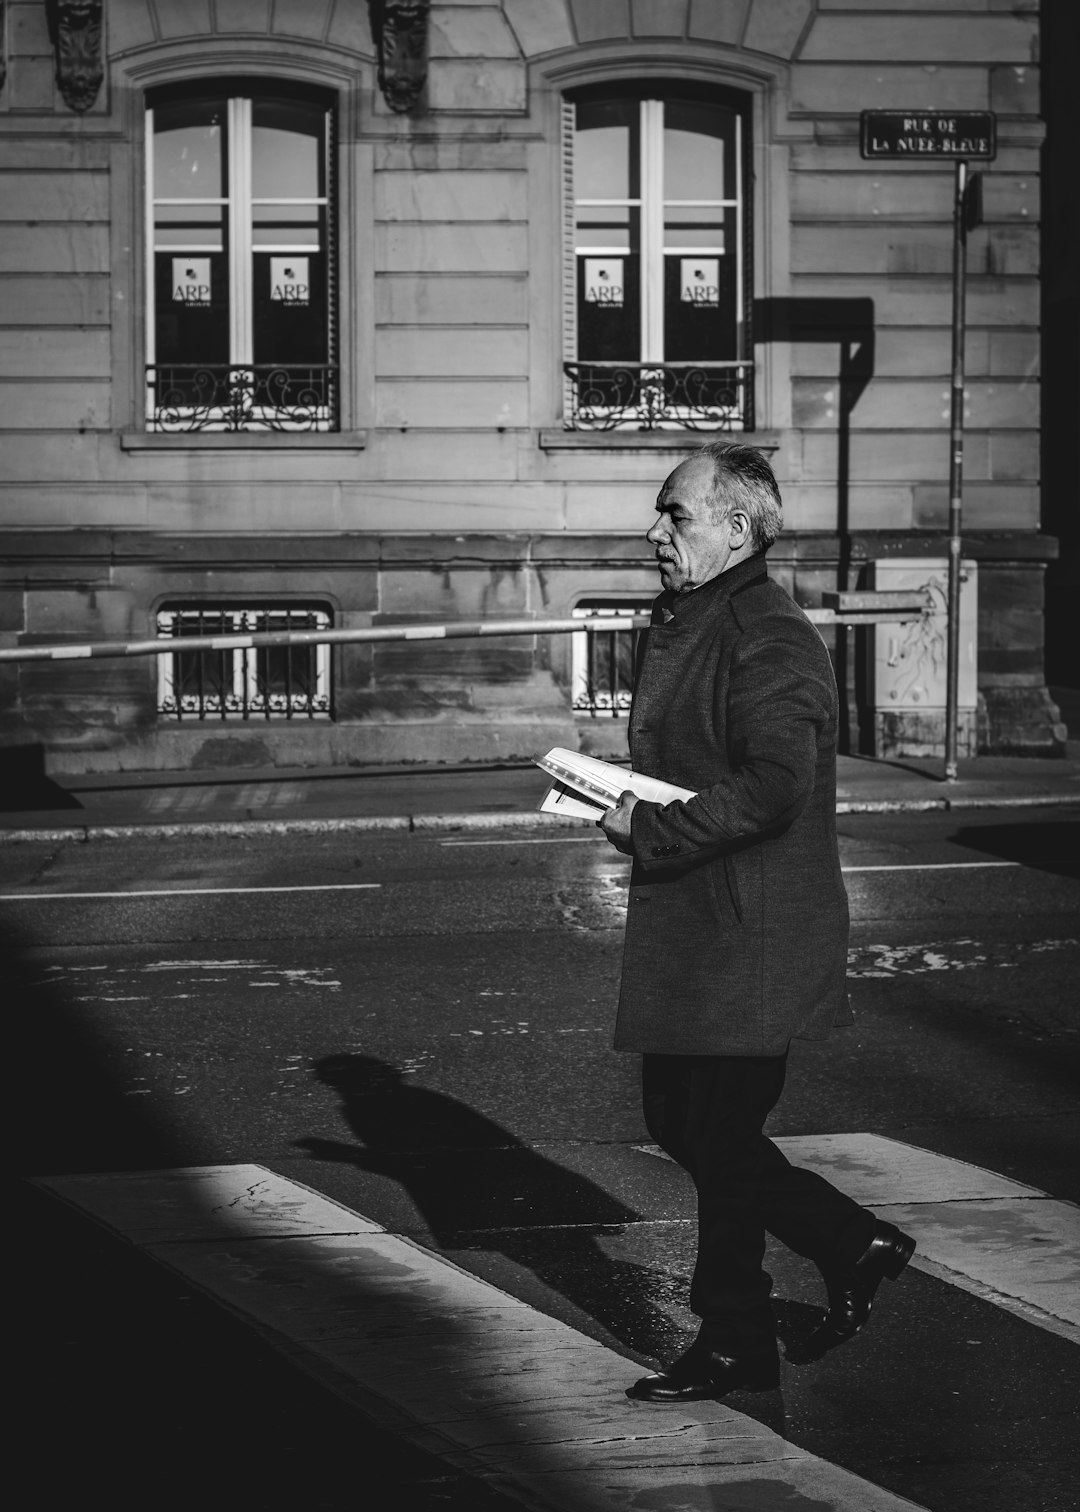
[
  {"xmin": 324, "ymin": 0, "xmax": 375, "ymax": 56},
  {"xmin": 0, "ymin": 588, "xmax": 26, "ymax": 634},
  {"xmin": 502, "ymin": 0, "xmax": 575, "ymax": 56},
  {"xmin": 5, "ymin": 54, "xmax": 57, "ymax": 111},
  {"xmin": 744, "ymin": 0, "xmax": 813, "ymax": 60},
  {"xmin": 569, "ymin": 0, "xmax": 630, "ymax": 44},
  {"xmin": 212, "ymin": 0, "xmax": 271, "ymax": 34},
  {"xmin": 105, "ymin": 0, "xmax": 158, "ymax": 55},
  {"xmin": 427, "ymin": 58, "xmax": 526, "ymax": 112},
  {"xmin": 378, "ymin": 562, "xmax": 528, "ymax": 622},
  {"xmin": 688, "ymin": 0, "xmax": 746, "ymax": 45},
  {"xmin": 430, "ymin": 7, "xmax": 520, "ymax": 58},
  {"xmin": 270, "ymin": 0, "xmax": 333, "ymax": 41},
  {"xmin": 800, "ymin": 12, "xmax": 1037, "ymax": 66},
  {"xmin": 153, "ymin": 0, "xmax": 212, "ymax": 41},
  {"xmin": 990, "ymin": 63, "xmax": 1039, "ymax": 115},
  {"xmin": 630, "ymin": 0, "xmax": 687, "ymax": 38}
]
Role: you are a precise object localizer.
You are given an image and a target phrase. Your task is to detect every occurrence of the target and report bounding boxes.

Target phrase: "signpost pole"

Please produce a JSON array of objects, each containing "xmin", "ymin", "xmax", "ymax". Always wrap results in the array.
[
  {"xmin": 859, "ymin": 112, "xmax": 993, "ymax": 777},
  {"xmin": 945, "ymin": 158, "xmax": 969, "ymax": 781}
]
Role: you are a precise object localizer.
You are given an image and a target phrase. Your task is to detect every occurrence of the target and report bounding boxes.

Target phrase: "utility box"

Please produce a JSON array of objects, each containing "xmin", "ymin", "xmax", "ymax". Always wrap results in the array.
[{"xmin": 869, "ymin": 558, "xmax": 978, "ymax": 758}]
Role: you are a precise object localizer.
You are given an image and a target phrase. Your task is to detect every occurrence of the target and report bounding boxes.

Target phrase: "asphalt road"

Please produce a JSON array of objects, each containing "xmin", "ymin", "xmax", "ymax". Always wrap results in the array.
[{"xmin": 7, "ymin": 807, "xmax": 1079, "ymax": 1512}]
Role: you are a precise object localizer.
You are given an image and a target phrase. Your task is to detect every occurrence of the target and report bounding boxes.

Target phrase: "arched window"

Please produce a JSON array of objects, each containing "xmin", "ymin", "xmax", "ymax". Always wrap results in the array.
[
  {"xmin": 563, "ymin": 82, "xmax": 752, "ymax": 431},
  {"xmin": 146, "ymin": 80, "xmax": 336, "ymax": 432}
]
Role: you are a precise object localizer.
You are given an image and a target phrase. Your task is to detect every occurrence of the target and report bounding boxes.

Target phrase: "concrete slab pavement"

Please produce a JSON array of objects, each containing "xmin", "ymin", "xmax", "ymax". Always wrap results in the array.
[
  {"xmin": 1, "ymin": 743, "xmax": 1077, "ymax": 843},
  {"xmin": 33, "ymin": 1163, "xmax": 933, "ymax": 1512}
]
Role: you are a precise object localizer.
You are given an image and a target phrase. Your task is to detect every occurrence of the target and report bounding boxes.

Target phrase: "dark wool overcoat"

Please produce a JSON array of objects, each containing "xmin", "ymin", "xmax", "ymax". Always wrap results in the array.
[{"xmin": 614, "ymin": 551, "xmax": 852, "ymax": 1057}]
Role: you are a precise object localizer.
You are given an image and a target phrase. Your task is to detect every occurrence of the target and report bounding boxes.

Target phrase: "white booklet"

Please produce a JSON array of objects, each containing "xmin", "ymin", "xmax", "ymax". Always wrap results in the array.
[{"xmin": 536, "ymin": 746, "xmax": 696, "ymax": 819}]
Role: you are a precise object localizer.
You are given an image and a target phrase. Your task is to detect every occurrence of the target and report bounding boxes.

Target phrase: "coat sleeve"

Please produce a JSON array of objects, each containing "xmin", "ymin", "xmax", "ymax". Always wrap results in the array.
[{"xmin": 629, "ymin": 609, "xmax": 835, "ymax": 872}]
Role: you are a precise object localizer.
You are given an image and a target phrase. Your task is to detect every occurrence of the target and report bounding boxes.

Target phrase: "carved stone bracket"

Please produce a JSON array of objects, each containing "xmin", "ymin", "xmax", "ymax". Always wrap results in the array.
[
  {"xmin": 372, "ymin": 0, "xmax": 430, "ymax": 114},
  {"xmin": 47, "ymin": 0, "xmax": 104, "ymax": 113}
]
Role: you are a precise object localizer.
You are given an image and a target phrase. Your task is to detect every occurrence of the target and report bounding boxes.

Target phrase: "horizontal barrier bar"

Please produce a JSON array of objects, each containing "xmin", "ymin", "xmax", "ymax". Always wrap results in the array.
[
  {"xmin": 0, "ymin": 606, "xmax": 927, "ymax": 665},
  {"xmin": 0, "ymin": 616, "xmax": 649, "ymax": 665}
]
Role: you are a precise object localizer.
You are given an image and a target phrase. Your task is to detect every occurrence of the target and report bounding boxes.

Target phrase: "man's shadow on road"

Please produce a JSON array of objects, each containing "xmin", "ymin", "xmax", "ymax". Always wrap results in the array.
[{"xmin": 296, "ymin": 1053, "xmax": 693, "ymax": 1370}]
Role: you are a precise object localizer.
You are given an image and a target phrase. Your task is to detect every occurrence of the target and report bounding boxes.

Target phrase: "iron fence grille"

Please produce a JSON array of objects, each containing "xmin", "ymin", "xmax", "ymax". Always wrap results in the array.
[
  {"xmin": 147, "ymin": 365, "xmax": 338, "ymax": 432},
  {"xmin": 156, "ymin": 606, "xmax": 332, "ymax": 720},
  {"xmin": 564, "ymin": 361, "xmax": 753, "ymax": 431},
  {"xmin": 572, "ymin": 603, "xmax": 651, "ymax": 716}
]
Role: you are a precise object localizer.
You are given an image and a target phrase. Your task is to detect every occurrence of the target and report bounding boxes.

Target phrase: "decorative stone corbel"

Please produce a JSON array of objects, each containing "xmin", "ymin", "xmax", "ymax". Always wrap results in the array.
[
  {"xmin": 47, "ymin": 0, "xmax": 104, "ymax": 114},
  {"xmin": 372, "ymin": 0, "xmax": 430, "ymax": 114}
]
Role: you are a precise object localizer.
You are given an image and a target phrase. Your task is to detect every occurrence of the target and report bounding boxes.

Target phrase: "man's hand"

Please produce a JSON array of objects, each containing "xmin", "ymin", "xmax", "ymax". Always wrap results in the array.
[{"xmin": 598, "ymin": 790, "xmax": 638, "ymax": 854}]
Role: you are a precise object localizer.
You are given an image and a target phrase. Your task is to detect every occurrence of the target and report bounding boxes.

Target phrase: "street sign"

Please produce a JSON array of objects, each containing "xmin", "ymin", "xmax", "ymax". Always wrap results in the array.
[{"xmin": 860, "ymin": 111, "xmax": 996, "ymax": 160}]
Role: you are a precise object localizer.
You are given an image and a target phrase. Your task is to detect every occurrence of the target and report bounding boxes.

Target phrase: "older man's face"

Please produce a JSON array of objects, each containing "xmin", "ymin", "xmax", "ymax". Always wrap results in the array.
[{"xmin": 647, "ymin": 458, "xmax": 734, "ymax": 594}]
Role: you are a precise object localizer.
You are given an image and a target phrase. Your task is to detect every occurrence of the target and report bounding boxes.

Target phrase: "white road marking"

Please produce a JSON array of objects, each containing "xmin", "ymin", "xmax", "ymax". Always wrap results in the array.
[
  {"xmin": 441, "ymin": 834, "xmax": 606, "ymax": 845},
  {"xmin": 441, "ymin": 837, "xmax": 1024, "ymax": 870},
  {"xmin": 0, "ymin": 882, "xmax": 382, "ymax": 901},
  {"xmin": 843, "ymin": 860, "xmax": 1019, "ymax": 872}
]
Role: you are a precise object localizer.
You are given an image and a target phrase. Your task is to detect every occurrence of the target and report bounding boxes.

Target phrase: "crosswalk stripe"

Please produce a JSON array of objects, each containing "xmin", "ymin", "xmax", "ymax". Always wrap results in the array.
[
  {"xmin": 638, "ymin": 1133, "xmax": 1080, "ymax": 1344},
  {"xmin": 0, "ymin": 883, "xmax": 382, "ymax": 901},
  {"xmin": 34, "ymin": 1161, "xmax": 930, "ymax": 1512}
]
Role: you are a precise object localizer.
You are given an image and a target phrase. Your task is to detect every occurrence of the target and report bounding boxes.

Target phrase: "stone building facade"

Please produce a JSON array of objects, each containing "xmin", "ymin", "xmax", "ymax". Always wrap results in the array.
[{"xmin": 0, "ymin": 0, "xmax": 1065, "ymax": 773}]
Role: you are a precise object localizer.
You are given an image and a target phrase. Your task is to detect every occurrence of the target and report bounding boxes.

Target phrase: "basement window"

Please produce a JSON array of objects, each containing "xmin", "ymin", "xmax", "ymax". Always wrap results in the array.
[
  {"xmin": 571, "ymin": 600, "xmax": 652, "ymax": 716},
  {"xmin": 156, "ymin": 604, "xmax": 332, "ymax": 720}
]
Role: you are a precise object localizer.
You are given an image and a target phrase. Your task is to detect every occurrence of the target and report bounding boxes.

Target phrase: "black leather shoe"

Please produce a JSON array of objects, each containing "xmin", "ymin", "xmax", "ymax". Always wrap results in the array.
[
  {"xmin": 627, "ymin": 1343, "xmax": 780, "ymax": 1402},
  {"xmin": 787, "ymin": 1220, "xmax": 916, "ymax": 1363}
]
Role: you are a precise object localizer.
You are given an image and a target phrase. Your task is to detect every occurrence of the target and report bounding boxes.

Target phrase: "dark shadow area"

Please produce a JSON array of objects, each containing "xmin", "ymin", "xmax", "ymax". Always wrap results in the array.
[
  {"xmin": 62, "ymin": 756, "xmax": 540, "ymax": 796},
  {"xmin": 298, "ymin": 1054, "xmax": 695, "ymax": 1368},
  {"xmin": 772, "ymin": 1295, "xmax": 834, "ymax": 1361},
  {"xmin": 948, "ymin": 819, "xmax": 1080, "ymax": 879},
  {"xmin": 756, "ymin": 297, "xmax": 876, "ymax": 754},
  {"xmin": 1040, "ymin": 1, "xmax": 1080, "ymax": 693},
  {"xmin": 15, "ymin": 1181, "xmax": 525, "ymax": 1512},
  {"xmin": 6, "ymin": 923, "xmax": 178, "ymax": 1177},
  {"xmin": 0, "ymin": 745, "xmax": 82, "ymax": 813},
  {"xmin": 4, "ymin": 929, "xmax": 535, "ymax": 1511}
]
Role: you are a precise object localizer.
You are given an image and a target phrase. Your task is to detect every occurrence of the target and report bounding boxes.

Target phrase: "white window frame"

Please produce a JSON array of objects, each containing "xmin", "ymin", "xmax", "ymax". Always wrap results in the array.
[
  {"xmin": 145, "ymin": 90, "xmax": 334, "ymax": 432},
  {"xmin": 563, "ymin": 88, "xmax": 752, "ymax": 430}
]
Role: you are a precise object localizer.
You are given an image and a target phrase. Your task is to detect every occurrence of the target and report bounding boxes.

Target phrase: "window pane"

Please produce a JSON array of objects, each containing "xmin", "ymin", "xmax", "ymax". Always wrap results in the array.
[
  {"xmin": 154, "ymin": 100, "xmax": 225, "ymax": 199},
  {"xmin": 154, "ymin": 203, "xmax": 224, "ymax": 251},
  {"xmin": 154, "ymin": 251, "xmax": 229, "ymax": 364},
  {"xmin": 576, "ymin": 205, "xmax": 633, "ymax": 251},
  {"xmin": 576, "ymin": 250, "xmax": 640, "ymax": 362},
  {"xmin": 663, "ymin": 100, "xmax": 730, "ymax": 203},
  {"xmin": 663, "ymin": 252, "xmax": 737, "ymax": 362},
  {"xmin": 574, "ymin": 98, "xmax": 637, "ymax": 201},
  {"xmin": 252, "ymin": 98, "xmax": 325, "ymax": 200},
  {"xmin": 253, "ymin": 240, "xmax": 329, "ymax": 364},
  {"xmin": 252, "ymin": 223, "xmax": 321, "ymax": 249},
  {"xmin": 663, "ymin": 207, "xmax": 726, "ymax": 251}
]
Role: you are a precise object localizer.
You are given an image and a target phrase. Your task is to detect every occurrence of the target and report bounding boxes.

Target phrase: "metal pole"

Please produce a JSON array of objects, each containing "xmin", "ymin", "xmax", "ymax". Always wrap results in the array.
[{"xmin": 945, "ymin": 158, "xmax": 968, "ymax": 781}]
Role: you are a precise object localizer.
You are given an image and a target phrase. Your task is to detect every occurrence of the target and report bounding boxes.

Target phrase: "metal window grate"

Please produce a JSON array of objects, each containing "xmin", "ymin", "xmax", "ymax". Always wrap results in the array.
[
  {"xmin": 156, "ymin": 605, "xmax": 332, "ymax": 720},
  {"xmin": 564, "ymin": 362, "xmax": 753, "ymax": 432},
  {"xmin": 572, "ymin": 601, "xmax": 651, "ymax": 716},
  {"xmin": 147, "ymin": 365, "xmax": 338, "ymax": 433}
]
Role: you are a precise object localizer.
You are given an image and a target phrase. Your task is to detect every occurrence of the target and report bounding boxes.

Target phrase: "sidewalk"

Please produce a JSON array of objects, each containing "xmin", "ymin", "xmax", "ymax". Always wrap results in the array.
[{"xmin": 1, "ymin": 740, "xmax": 1078, "ymax": 841}]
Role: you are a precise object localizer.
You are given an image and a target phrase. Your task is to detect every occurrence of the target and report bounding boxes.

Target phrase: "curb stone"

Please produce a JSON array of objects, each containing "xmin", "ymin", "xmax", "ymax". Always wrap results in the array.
[{"xmin": 0, "ymin": 791, "xmax": 1076, "ymax": 844}]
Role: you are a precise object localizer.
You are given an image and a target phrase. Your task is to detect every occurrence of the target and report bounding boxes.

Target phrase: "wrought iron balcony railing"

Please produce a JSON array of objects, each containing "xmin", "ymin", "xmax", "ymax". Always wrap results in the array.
[
  {"xmin": 564, "ymin": 361, "xmax": 753, "ymax": 432},
  {"xmin": 147, "ymin": 364, "xmax": 338, "ymax": 433}
]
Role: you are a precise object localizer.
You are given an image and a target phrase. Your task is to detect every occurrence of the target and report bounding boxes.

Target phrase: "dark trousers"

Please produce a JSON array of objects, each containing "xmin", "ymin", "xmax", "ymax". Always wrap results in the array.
[{"xmin": 642, "ymin": 1051, "xmax": 877, "ymax": 1354}]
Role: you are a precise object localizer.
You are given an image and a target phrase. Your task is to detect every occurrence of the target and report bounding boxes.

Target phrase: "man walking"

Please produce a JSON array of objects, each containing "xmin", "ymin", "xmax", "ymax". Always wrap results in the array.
[{"xmin": 599, "ymin": 442, "xmax": 914, "ymax": 1402}]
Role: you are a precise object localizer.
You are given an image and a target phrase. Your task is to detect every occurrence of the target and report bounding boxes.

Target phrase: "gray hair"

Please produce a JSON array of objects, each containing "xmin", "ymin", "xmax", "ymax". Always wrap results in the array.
[{"xmin": 694, "ymin": 441, "xmax": 783, "ymax": 552}]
